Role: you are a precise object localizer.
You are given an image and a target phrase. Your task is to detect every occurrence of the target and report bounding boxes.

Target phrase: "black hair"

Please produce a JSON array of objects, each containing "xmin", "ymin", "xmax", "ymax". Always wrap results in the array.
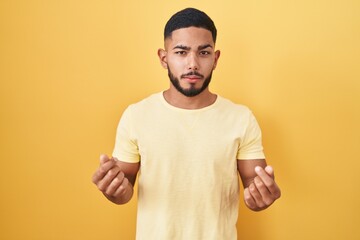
[{"xmin": 164, "ymin": 8, "xmax": 217, "ymax": 43}]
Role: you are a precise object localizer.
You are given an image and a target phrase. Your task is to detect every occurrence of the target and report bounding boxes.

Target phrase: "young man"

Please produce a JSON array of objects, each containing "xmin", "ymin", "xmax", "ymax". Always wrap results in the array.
[{"xmin": 92, "ymin": 8, "xmax": 281, "ymax": 240}]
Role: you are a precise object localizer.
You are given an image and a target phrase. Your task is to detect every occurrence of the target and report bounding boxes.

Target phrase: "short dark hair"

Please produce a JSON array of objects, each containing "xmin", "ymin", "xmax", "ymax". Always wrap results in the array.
[{"xmin": 164, "ymin": 8, "xmax": 217, "ymax": 43}]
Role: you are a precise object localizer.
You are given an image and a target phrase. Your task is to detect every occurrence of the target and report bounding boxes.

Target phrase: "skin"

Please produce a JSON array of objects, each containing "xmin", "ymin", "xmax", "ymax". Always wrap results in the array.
[
  {"xmin": 92, "ymin": 26, "xmax": 281, "ymax": 210},
  {"xmin": 158, "ymin": 27, "xmax": 220, "ymax": 109},
  {"xmin": 92, "ymin": 154, "xmax": 139, "ymax": 204}
]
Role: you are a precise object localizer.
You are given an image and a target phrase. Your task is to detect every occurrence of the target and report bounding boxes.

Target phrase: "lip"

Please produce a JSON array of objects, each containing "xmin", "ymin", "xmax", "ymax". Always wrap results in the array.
[{"xmin": 182, "ymin": 75, "xmax": 202, "ymax": 83}]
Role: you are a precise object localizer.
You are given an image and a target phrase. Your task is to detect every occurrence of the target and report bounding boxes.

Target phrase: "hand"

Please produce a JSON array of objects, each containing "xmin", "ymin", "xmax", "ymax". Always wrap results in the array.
[
  {"xmin": 92, "ymin": 154, "xmax": 132, "ymax": 204},
  {"xmin": 244, "ymin": 166, "xmax": 281, "ymax": 211}
]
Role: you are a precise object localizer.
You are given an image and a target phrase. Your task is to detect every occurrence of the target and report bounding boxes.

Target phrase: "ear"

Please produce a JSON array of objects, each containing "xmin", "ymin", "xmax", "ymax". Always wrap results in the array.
[
  {"xmin": 157, "ymin": 48, "xmax": 168, "ymax": 69},
  {"xmin": 213, "ymin": 50, "xmax": 221, "ymax": 70}
]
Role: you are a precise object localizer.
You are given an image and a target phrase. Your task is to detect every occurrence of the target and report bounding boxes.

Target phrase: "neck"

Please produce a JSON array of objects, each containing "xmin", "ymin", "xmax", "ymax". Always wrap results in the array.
[{"xmin": 163, "ymin": 87, "xmax": 217, "ymax": 110}]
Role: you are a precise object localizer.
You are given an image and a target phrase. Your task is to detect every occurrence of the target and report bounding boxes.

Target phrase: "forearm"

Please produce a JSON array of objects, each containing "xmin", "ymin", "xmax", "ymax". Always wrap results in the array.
[
  {"xmin": 238, "ymin": 159, "xmax": 267, "ymax": 188},
  {"xmin": 104, "ymin": 182, "xmax": 134, "ymax": 205}
]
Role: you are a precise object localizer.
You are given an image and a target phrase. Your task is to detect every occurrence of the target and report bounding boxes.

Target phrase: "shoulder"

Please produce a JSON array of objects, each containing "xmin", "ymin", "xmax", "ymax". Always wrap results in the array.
[
  {"xmin": 127, "ymin": 92, "xmax": 162, "ymax": 111},
  {"xmin": 216, "ymin": 96, "xmax": 253, "ymax": 115},
  {"xmin": 123, "ymin": 92, "xmax": 164, "ymax": 120}
]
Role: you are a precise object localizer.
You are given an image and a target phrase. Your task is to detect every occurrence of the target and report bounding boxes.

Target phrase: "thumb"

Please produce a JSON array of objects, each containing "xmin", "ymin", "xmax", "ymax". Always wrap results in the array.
[
  {"xmin": 99, "ymin": 154, "xmax": 110, "ymax": 165},
  {"xmin": 265, "ymin": 165, "xmax": 275, "ymax": 179}
]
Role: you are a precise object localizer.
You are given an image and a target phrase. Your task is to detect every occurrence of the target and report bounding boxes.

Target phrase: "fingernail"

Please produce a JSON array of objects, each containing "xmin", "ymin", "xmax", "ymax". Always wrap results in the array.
[{"xmin": 255, "ymin": 166, "xmax": 261, "ymax": 172}]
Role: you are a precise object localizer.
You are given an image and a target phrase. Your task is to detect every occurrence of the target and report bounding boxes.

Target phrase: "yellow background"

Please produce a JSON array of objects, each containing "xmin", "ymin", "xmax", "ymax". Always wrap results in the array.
[{"xmin": 1, "ymin": 0, "xmax": 359, "ymax": 239}]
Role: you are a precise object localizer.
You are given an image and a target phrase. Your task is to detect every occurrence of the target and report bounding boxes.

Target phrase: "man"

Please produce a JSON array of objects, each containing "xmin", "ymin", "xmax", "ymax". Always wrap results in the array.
[{"xmin": 92, "ymin": 8, "xmax": 281, "ymax": 240}]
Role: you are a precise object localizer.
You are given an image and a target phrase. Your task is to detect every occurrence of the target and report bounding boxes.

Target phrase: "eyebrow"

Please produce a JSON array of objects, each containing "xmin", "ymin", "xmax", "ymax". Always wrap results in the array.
[
  {"xmin": 173, "ymin": 45, "xmax": 191, "ymax": 51},
  {"xmin": 172, "ymin": 44, "xmax": 213, "ymax": 51},
  {"xmin": 198, "ymin": 44, "xmax": 213, "ymax": 50}
]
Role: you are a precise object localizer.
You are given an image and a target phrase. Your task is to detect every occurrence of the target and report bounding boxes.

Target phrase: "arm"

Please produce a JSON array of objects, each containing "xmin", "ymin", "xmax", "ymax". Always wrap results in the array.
[
  {"xmin": 237, "ymin": 159, "xmax": 281, "ymax": 211},
  {"xmin": 92, "ymin": 154, "xmax": 140, "ymax": 205}
]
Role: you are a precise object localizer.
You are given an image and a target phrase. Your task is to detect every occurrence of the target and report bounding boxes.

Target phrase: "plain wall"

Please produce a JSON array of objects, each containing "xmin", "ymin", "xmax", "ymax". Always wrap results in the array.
[{"xmin": 1, "ymin": 0, "xmax": 359, "ymax": 239}]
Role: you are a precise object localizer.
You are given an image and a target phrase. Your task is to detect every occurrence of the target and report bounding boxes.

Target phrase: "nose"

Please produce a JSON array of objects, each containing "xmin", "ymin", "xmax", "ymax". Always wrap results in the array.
[{"xmin": 187, "ymin": 53, "xmax": 199, "ymax": 71}]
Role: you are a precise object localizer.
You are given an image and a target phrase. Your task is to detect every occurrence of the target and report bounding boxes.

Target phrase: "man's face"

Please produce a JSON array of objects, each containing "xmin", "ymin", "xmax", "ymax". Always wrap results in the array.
[{"xmin": 159, "ymin": 27, "xmax": 220, "ymax": 97}]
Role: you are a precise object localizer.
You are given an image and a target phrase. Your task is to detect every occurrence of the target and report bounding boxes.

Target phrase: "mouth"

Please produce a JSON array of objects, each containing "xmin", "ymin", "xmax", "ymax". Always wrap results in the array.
[
  {"xmin": 182, "ymin": 76, "xmax": 202, "ymax": 83},
  {"xmin": 181, "ymin": 72, "xmax": 204, "ymax": 83}
]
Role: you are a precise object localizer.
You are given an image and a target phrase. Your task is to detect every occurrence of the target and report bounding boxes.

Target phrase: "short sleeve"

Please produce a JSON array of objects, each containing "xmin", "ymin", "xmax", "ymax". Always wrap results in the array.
[
  {"xmin": 237, "ymin": 111, "xmax": 266, "ymax": 160},
  {"xmin": 112, "ymin": 106, "xmax": 140, "ymax": 163}
]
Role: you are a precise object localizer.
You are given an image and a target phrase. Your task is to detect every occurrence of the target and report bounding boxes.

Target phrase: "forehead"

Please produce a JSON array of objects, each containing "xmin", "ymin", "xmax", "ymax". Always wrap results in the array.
[{"xmin": 165, "ymin": 27, "xmax": 214, "ymax": 49}]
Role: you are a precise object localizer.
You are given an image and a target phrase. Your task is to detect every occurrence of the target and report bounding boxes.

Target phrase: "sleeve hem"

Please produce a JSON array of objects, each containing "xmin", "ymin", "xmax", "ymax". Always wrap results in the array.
[{"xmin": 237, "ymin": 154, "xmax": 266, "ymax": 160}]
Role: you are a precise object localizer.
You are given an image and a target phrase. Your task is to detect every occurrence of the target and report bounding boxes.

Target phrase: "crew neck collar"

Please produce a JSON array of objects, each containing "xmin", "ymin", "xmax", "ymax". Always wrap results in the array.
[{"xmin": 158, "ymin": 91, "xmax": 220, "ymax": 112}]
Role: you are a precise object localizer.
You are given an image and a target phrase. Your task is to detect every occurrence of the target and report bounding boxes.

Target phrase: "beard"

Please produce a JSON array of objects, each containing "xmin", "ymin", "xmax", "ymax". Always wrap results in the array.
[{"xmin": 167, "ymin": 66, "xmax": 213, "ymax": 97}]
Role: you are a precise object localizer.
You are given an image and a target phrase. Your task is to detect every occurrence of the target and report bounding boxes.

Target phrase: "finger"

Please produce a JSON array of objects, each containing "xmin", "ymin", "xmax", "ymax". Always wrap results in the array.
[
  {"xmin": 96, "ymin": 166, "xmax": 121, "ymax": 192},
  {"xmin": 254, "ymin": 176, "xmax": 274, "ymax": 206},
  {"xmin": 255, "ymin": 166, "xmax": 281, "ymax": 198},
  {"xmin": 255, "ymin": 166, "xmax": 275, "ymax": 186},
  {"xmin": 100, "ymin": 154, "xmax": 110, "ymax": 165},
  {"xmin": 255, "ymin": 166, "xmax": 274, "ymax": 179},
  {"xmin": 98, "ymin": 166, "xmax": 122, "ymax": 191},
  {"xmin": 92, "ymin": 159, "xmax": 116, "ymax": 183},
  {"xmin": 114, "ymin": 177, "xmax": 129, "ymax": 197},
  {"xmin": 244, "ymin": 188, "xmax": 257, "ymax": 210},
  {"xmin": 105, "ymin": 171, "xmax": 125, "ymax": 196},
  {"xmin": 264, "ymin": 165, "xmax": 274, "ymax": 178},
  {"xmin": 249, "ymin": 182, "xmax": 266, "ymax": 209}
]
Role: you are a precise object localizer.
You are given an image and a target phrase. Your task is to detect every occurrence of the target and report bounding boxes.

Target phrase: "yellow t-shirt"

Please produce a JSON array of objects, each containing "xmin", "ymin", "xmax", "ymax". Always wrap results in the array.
[{"xmin": 113, "ymin": 92, "xmax": 265, "ymax": 240}]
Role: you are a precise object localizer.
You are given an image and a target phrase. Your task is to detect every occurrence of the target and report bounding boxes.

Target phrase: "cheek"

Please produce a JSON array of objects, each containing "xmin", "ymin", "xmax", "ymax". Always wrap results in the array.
[
  {"xmin": 203, "ymin": 60, "xmax": 216, "ymax": 72},
  {"xmin": 167, "ymin": 60, "xmax": 184, "ymax": 74}
]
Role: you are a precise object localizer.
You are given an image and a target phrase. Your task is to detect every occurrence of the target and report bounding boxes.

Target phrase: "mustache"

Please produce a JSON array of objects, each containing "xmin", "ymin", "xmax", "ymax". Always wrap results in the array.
[{"xmin": 181, "ymin": 71, "xmax": 204, "ymax": 79}]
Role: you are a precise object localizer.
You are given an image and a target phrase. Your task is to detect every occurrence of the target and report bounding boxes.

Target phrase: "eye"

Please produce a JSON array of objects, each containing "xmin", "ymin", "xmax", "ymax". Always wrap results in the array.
[
  {"xmin": 199, "ymin": 51, "xmax": 210, "ymax": 56},
  {"xmin": 175, "ymin": 51, "xmax": 187, "ymax": 55}
]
